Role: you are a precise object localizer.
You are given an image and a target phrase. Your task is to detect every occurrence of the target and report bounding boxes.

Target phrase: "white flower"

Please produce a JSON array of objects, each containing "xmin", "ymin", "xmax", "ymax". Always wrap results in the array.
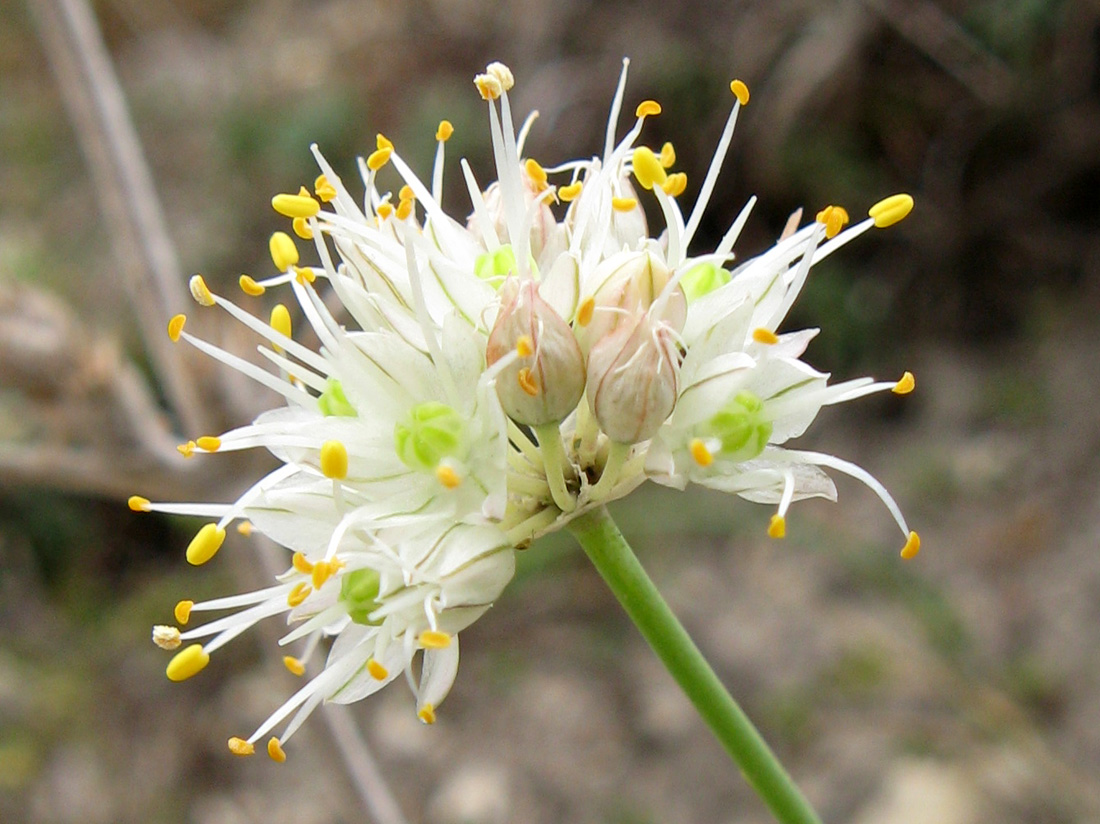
[{"xmin": 139, "ymin": 58, "xmax": 920, "ymax": 760}]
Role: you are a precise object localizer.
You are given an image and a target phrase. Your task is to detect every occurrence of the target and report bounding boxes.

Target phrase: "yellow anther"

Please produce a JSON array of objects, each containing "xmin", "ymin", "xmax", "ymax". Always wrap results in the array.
[
  {"xmin": 177, "ymin": 440, "xmax": 196, "ymax": 458},
  {"xmin": 311, "ymin": 560, "xmax": 336, "ymax": 589},
  {"xmin": 366, "ymin": 659, "xmax": 389, "ymax": 680},
  {"xmin": 174, "ymin": 600, "xmax": 194, "ymax": 625},
  {"xmin": 239, "ymin": 274, "xmax": 266, "ymax": 296},
  {"xmin": 558, "ymin": 181, "xmax": 582, "ymax": 201},
  {"xmin": 314, "ymin": 174, "xmax": 337, "ymax": 202},
  {"xmin": 517, "ymin": 367, "xmax": 539, "ymax": 396},
  {"xmin": 892, "ymin": 371, "xmax": 916, "ymax": 395},
  {"xmin": 292, "ymin": 216, "xmax": 313, "ymax": 240},
  {"xmin": 659, "ymin": 142, "xmax": 676, "ymax": 168},
  {"xmin": 576, "ymin": 296, "xmax": 595, "ymax": 327},
  {"xmin": 270, "ymin": 304, "xmax": 292, "ymax": 340},
  {"xmin": 516, "ymin": 335, "xmax": 534, "ymax": 358},
  {"xmin": 398, "ymin": 184, "xmax": 414, "ymax": 202},
  {"xmin": 367, "ymin": 147, "xmax": 392, "ymax": 171},
  {"xmin": 395, "ymin": 199, "xmax": 413, "ymax": 221},
  {"xmin": 188, "ymin": 274, "xmax": 215, "ymax": 307},
  {"xmin": 320, "ymin": 440, "xmax": 349, "ymax": 480},
  {"xmin": 767, "ymin": 514, "xmax": 786, "ymax": 539},
  {"xmin": 376, "ymin": 202, "xmax": 394, "ymax": 220},
  {"xmin": 376, "ymin": 133, "xmax": 394, "ymax": 151},
  {"xmin": 283, "ymin": 656, "xmax": 306, "ymax": 677},
  {"xmin": 271, "ymin": 192, "xmax": 320, "ymax": 219},
  {"xmin": 419, "ymin": 629, "xmax": 452, "ymax": 649},
  {"xmin": 294, "ymin": 265, "xmax": 316, "ymax": 285},
  {"xmin": 228, "ymin": 737, "xmax": 255, "ymax": 757},
  {"xmin": 267, "ymin": 737, "xmax": 287, "ymax": 763},
  {"xmin": 186, "ymin": 523, "xmax": 226, "ymax": 566},
  {"xmin": 128, "ymin": 495, "xmax": 151, "ymax": 513},
  {"xmin": 474, "ymin": 73, "xmax": 502, "ymax": 100},
  {"xmin": 166, "ymin": 643, "xmax": 209, "ymax": 682},
  {"xmin": 730, "ymin": 79, "xmax": 750, "ymax": 106},
  {"xmin": 269, "ymin": 231, "xmax": 299, "ymax": 271},
  {"xmin": 901, "ymin": 531, "xmax": 921, "ymax": 560},
  {"xmin": 632, "ymin": 146, "xmax": 667, "ymax": 191},
  {"xmin": 236, "ymin": 521, "xmax": 253, "ymax": 536},
  {"xmin": 524, "ymin": 158, "xmax": 549, "ymax": 191},
  {"xmin": 869, "ymin": 193, "xmax": 914, "ymax": 228},
  {"xmin": 292, "ymin": 551, "xmax": 314, "ymax": 574},
  {"xmin": 196, "ymin": 436, "xmax": 221, "ymax": 452},
  {"xmin": 815, "ymin": 205, "xmax": 850, "ymax": 239},
  {"xmin": 661, "ymin": 172, "xmax": 688, "ymax": 198},
  {"xmin": 167, "ymin": 314, "xmax": 186, "ymax": 342},
  {"xmin": 753, "ymin": 327, "xmax": 780, "ymax": 345},
  {"xmin": 612, "ymin": 196, "xmax": 638, "ymax": 212},
  {"xmin": 635, "ymin": 99, "xmax": 661, "ymax": 118},
  {"xmin": 418, "ymin": 703, "xmax": 436, "ymax": 725},
  {"xmin": 152, "ymin": 625, "xmax": 181, "ymax": 650},
  {"xmin": 689, "ymin": 438, "xmax": 714, "ymax": 467},
  {"xmin": 435, "ymin": 464, "xmax": 461, "ymax": 489},
  {"xmin": 436, "ymin": 120, "xmax": 454, "ymax": 141},
  {"xmin": 287, "ymin": 582, "xmax": 311, "ymax": 607}
]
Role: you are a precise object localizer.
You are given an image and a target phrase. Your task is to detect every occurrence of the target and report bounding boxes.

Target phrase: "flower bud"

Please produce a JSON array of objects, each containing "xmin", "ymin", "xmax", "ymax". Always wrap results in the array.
[
  {"xmin": 587, "ymin": 312, "xmax": 681, "ymax": 443},
  {"xmin": 485, "ymin": 279, "xmax": 586, "ymax": 426}
]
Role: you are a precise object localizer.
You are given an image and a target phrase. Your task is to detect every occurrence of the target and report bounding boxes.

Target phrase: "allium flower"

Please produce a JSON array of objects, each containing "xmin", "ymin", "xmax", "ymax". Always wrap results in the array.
[{"xmin": 138, "ymin": 59, "xmax": 919, "ymax": 761}]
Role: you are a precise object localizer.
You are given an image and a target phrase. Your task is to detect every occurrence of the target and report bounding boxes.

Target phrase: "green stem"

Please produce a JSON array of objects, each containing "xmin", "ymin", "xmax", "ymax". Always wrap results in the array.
[
  {"xmin": 534, "ymin": 423, "xmax": 576, "ymax": 513},
  {"xmin": 568, "ymin": 506, "xmax": 824, "ymax": 824}
]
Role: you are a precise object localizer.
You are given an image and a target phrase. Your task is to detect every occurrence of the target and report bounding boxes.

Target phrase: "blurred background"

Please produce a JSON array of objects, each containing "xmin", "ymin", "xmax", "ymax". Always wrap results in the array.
[{"xmin": 2, "ymin": 0, "xmax": 1099, "ymax": 822}]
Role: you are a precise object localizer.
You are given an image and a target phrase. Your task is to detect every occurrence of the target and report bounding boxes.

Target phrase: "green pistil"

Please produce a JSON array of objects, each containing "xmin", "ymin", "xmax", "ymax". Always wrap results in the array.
[
  {"xmin": 474, "ymin": 244, "xmax": 537, "ymax": 287},
  {"xmin": 318, "ymin": 378, "xmax": 357, "ymax": 417},
  {"xmin": 705, "ymin": 391, "xmax": 772, "ymax": 461},
  {"xmin": 341, "ymin": 568, "xmax": 382, "ymax": 626},
  {"xmin": 394, "ymin": 401, "xmax": 466, "ymax": 470},
  {"xmin": 680, "ymin": 262, "xmax": 731, "ymax": 302}
]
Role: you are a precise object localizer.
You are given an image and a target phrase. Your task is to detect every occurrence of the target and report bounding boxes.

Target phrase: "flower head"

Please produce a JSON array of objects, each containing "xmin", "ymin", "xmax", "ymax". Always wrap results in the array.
[{"xmin": 140, "ymin": 59, "xmax": 919, "ymax": 759}]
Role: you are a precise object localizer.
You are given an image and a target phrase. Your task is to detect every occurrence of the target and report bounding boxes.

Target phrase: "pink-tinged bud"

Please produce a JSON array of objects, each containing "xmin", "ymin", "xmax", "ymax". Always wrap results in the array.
[
  {"xmin": 485, "ymin": 279, "xmax": 586, "ymax": 426},
  {"xmin": 586, "ymin": 312, "xmax": 681, "ymax": 444},
  {"xmin": 578, "ymin": 249, "xmax": 686, "ymax": 353}
]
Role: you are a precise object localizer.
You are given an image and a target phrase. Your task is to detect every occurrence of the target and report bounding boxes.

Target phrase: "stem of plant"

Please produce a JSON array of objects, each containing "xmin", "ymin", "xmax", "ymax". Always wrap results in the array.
[{"xmin": 568, "ymin": 505, "xmax": 824, "ymax": 824}]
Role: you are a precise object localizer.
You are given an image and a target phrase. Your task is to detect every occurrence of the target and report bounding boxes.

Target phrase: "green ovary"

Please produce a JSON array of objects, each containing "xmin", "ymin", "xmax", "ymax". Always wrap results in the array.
[
  {"xmin": 680, "ymin": 262, "xmax": 731, "ymax": 302},
  {"xmin": 318, "ymin": 378, "xmax": 357, "ymax": 417},
  {"xmin": 474, "ymin": 244, "xmax": 537, "ymax": 287},
  {"xmin": 393, "ymin": 402, "xmax": 466, "ymax": 470},
  {"xmin": 341, "ymin": 568, "xmax": 382, "ymax": 625},
  {"xmin": 705, "ymin": 391, "xmax": 772, "ymax": 461}
]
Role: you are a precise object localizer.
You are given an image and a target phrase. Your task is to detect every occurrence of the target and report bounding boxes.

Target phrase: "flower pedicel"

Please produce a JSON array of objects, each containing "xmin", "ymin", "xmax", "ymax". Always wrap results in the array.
[{"xmin": 136, "ymin": 59, "xmax": 919, "ymax": 761}]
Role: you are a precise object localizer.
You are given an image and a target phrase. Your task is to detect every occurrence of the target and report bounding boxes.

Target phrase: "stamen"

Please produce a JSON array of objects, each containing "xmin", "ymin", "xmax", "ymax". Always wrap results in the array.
[
  {"xmin": 292, "ymin": 217, "xmax": 313, "ymax": 240},
  {"xmin": 128, "ymin": 495, "xmax": 151, "ymax": 512},
  {"xmin": 228, "ymin": 737, "xmax": 255, "ymax": 756},
  {"xmin": 901, "ymin": 531, "xmax": 921, "ymax": 560},
  {"xmin": 196, "ymin": 436, "xmax": 221, "ymax": 452},
  {"xmin": 435, "ymin": 464, "xmax": 461, "ymax": 489},
  {"xmin": 436, "ymin": 120, "xmax": 454, "ymax": 141},
  {"xmin": 376, "ymin": 201, "xmax": 394, "ymax": 220},
  {"xmin": 177, "ymin": 440, "xmax": 196, "ymax": 458},
  {"xmin": 367, "ymin": 146, "xmax": 392, "ymax": 171},
  {"xmin": 892, "ymin": 371, "xmax": 916, "ymax": 394},
  {"xmin": 689, "ymin": 438, "xmax": 714, "ymax": 467},
  {"xmin": 236, "ymin": 521, "xmax": 253, "ymax": 537},
  {"xmin": 869, "ymin": 194, "xmax": 914, "ymax": 228},
  {"xmin": 292, "ymin": 551, "xmax": 314, "ymax": 574},
  {"xmin": 752, "ymin": 328, "xmax": 780, "ymax": 345},
  {"xmin": 166, "ymin": 643, "xmax": 209, "ymax": 681},
  {"xmin": 152, "ymin": 625, "xmax": 181, "ymax": 650},
  {"xmin": 661, "ymin": 172, "xmax": 687, "ymax": 197},
  {"xmin": 524, "ymin": 158, "xmax": 549, "ymax": 191},
  {"xmin": 267, "ymin": 737, "xmax": 287, "ymax": 763},
  {"xmin": 239, "ymin": 275, "xmax": 265, "ymax": 296},
  {"xmin": 558, "ymin": 181, "xmax": 582, "ymax": 201},
  {"xmin": 314, "ymin": 174, "xmax": 337, "ymax": 202},
  {"xmin": 395, "ymin": 199, "xmax": 413, "ymax": 221},
  {"xmin": 283, "ymin": 656, "xmax": 306, "ymax": 676},
  {"xmin": 576, "ymin": 297, "xmax": 595, "ymax": 327},
  {"xmin": 659, "ymin": 142, "xmax": 676, "ymax": 168},
  {"xmin": 270, "ymin": 232, "xmax": 299, "ymax": 271},
  {"xmin": 419, "ymin": 629, "xmax": 452, "ymax": 649},
  {"xmin": 516, "ymin": 335, "xmax": 534, "ymax": 358},
  {"xmin": 729, "ymin": 79, "xmax": 750, "ymax": 106},
  {"xmin": 367, "ymin": 659, "xmax": 389, "ymax": 680},
  {"xmin": 612, "ymin": 197, "xmax": 638, "ymax": 212},
  {"xmin": 815, "ymin": 205, "xmax": 850, "ymax": 239},
  {"xmin": 287, "ymin": 582, "xmax": 311, "ymax": 607},
  {"xmin": 320, "ymin": 440, "xmax": 349, "ymax": 479},
  {"xmin": 418, "ymin": 703, "xmax": 436, "ymax": 724},
  {"xmin": 312, "ymin": 560, "xmax": 340, "ymax": 589},
  {"xmin": 474, "ymin": 73, "xmax": 502, "ymax": 100},
  {"xmin": 167, "ymin": 314, "xmax": 186, "ymax": 342},
  {"xmin": 486, "ymin": 61, "xmax": 514, "ymax": 91},
  {"xmin": 294, "ymin": 266, "xmax": 316, "ymax": 284},
  {"xmin": 174, "ymin": 600, "xmax": 194, "ymax": 625},
  {"xmin": 186, "ymin": 524, "xmax": 226, "ymax": 566},
  {"xmin": 767, "ymin": 514, "xmax": 786, "ymax": 539},
  {"xmin": 376, "ymin": 133, "xmax": 394, "ymax": 151},
  {"xmin": 271, "ymin": 192, "xmax": 320, "ymax": 219},
  {"xmin": 632, "ymin": 146, "xmax": 667, "ymax": 190},
  {"xmin": 188, "ymin": 275, "xmax": 215, "ymax": 307},
  {"xmin": 517, "ymin": 367, "xmax": 539, "ymax": 396},
  {"xmin": 635, "ymin": 100, "xmax": 661, "ymax": 118},
  {"xmin": 270, "ymin": 304, "xmax": 292, "ymax": 340}
]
